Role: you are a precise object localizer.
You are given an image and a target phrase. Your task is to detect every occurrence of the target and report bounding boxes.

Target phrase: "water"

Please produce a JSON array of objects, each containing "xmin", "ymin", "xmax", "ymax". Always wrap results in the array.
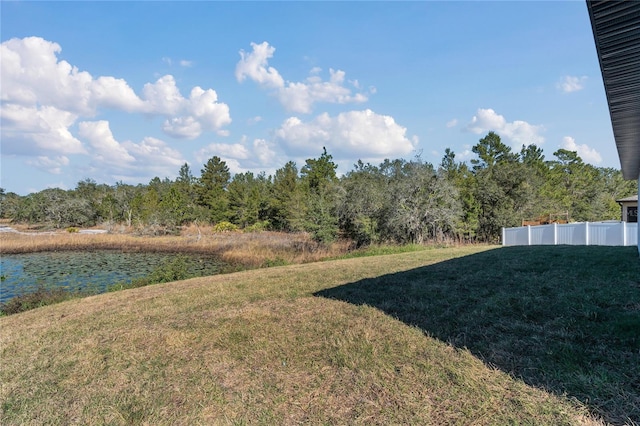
[{"xmin": 0, "ymin": 251, "xmax": 225, "ymax": 304}]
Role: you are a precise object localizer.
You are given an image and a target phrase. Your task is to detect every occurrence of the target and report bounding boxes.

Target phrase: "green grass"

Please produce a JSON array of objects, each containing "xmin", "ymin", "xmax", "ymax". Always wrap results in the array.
[
  {"xmin": 1, "ymin": 245, "xmax": 636, "ymax": 425},
  {"xmin": 331, "ymin": 242, "xmax": 431, "ymax": 259},
  {"xmin": 318, "ymin": 245, "xmax": 640, "ymax": 425}
]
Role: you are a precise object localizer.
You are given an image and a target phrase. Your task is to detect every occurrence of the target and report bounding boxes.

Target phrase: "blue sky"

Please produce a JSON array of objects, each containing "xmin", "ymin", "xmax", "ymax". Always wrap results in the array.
[{"xmin": 1, "ymin": 1, "xmax": 618, "ymax": 195}]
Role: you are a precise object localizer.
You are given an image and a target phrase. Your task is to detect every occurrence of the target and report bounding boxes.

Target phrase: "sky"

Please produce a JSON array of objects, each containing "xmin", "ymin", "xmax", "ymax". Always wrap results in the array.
[{"xmin": 0, "ymin": 1, "xmax": 620, "ymax": 195}]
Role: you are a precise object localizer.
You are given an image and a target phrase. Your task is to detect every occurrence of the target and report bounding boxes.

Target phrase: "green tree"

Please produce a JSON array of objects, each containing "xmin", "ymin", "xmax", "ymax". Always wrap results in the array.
[
  {"xmin": 227, "ymin": 172, "xmax": 263, "ymax": 228},
  {"xmin": 440, "ymin": 150, "xmax": 479, "ymax": 241},
  {"xmin": 382, "ymin": 158, "xmax": 460, "ymax": 244},
  {"xmin": 338, "ymin": 161, "xmax": 385, "ymax": 246},
  {"xmin": 300, "ymin": 148, "xmax": 339, "ymax": 243},
  {"xmin": 195, "ymin": 156, "xmax": 231, "ymax": 224},
  {"xmin": 471, "ymin": 133, "xmax": 527, "ymax": 241}
]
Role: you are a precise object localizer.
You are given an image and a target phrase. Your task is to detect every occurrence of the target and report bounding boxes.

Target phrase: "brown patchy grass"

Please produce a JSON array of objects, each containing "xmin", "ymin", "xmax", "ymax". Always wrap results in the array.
[
  {"xmin": 0, "ymin": 246, "xmax": 605, "ymax": 425},
  {"xmin": 0, "ymin": 227, "xmax": 352, "ymax": 268}
]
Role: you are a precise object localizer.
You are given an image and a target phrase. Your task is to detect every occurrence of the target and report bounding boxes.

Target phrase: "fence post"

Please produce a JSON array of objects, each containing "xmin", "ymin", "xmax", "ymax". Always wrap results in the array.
[
  {"xmin": 527, "ymin": 225, "xmax": 532, "ymax": 246},
  {"xmin": 622, "ymin": 221, "xmax": 627, "ymax": 246},
  {"xmin": 585, "ymin": 222, "xmax": 590, "ymax": 246},
  {"xmin": 554, "ymin": 223, "xmax": 558, "ymax": 245},
  {"xmin": 502, "ymin": 227, "xmax": 505, "ymax": 246}
]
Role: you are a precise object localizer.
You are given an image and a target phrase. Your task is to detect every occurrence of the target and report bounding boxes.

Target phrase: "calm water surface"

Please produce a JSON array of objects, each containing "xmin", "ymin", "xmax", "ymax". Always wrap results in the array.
[{"xmin": 0, "ymin": 251, "xmax": 225, "ymax": 303}]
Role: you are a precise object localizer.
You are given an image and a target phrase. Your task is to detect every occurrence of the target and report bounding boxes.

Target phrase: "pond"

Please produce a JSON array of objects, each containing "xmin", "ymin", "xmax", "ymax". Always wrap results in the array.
[{"xmin": 0, "ymin": 251, "xmax": 227, "ymax": 304}]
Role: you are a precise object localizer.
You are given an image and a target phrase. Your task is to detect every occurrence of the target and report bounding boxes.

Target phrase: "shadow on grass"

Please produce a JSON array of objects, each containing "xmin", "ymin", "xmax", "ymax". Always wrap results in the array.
[{"xmin": 315, "ymin": 245, "xmax": 640, "ymax": 425}]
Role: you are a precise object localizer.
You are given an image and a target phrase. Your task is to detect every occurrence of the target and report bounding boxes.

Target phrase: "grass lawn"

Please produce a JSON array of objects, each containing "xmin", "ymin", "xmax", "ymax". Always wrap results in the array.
[{"xmin": 1, "ymin": 245, "xmax": 638, "ymax": 425}]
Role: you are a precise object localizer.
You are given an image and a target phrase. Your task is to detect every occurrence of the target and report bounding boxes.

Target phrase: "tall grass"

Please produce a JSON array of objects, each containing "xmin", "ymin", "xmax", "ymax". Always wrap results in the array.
[{"xmin": 0, "ymin": 227, "xmax": 353, "ymax": 267}]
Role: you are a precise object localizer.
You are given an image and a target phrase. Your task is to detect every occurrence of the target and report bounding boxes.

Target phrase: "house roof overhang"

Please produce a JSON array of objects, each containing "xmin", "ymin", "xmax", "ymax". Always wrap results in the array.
[
  {"xmin": 615, "ymin": 194, "xmax": 638, "ymax": 204},
  {"xmin": 587, "ymin": 0, "xmax": 640, "ymax": 180}
]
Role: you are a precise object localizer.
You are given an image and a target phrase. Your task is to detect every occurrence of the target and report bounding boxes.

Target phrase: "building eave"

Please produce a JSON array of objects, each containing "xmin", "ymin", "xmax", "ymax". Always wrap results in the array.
[{"xmin": 587, "ymin": 0, "xmax": 640, "ymax": 180}]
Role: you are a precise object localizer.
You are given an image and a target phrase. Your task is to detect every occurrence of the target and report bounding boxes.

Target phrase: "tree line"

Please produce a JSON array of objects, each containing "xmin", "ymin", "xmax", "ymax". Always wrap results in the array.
[{"xmin": 1, "ymin": 132, "xmax": 636, "ymax": 244}]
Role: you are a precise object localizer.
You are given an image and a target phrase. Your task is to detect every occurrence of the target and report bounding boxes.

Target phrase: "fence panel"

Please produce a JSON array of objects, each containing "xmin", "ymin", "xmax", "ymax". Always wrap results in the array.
[
  {"xmin": 626, "ymin": 223, "xmax": 638, "ymax": 246},
  {"xmin": 502, "ymin": 222, "xmax": 637, "ymax": 247},
  {"xmin": 503, "ymin": 226, "xmax": 530, "ymax": 246},
  {"xmin": 557, "ymin": 223, "xmax": 586, "ymax": 245}
]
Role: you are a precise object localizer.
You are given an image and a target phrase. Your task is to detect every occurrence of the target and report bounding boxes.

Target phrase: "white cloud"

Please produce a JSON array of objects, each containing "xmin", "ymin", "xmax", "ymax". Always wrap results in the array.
[
  {"xmin": 559, "ymin": 136, "xmax": 602, "ymax": 164},
  {"xmin": 235, "ymin": 41, "xmax": 285, "ymax": 89},
  {"xmin": 557, "ymin": 75, "xmax": 587, "ymax": 93},
  {"xmin": 1, "ymin": 37, "xmax": 94, "ymax": 114},
  {"xmin": 196, "ymin": 143, "xmax": 251, "ymax": 163},
  {"xmin": 187, "ymin": 87, "xmax": 232, "ymax": 131},
  {"xmin": 1, "ymin": 104, "xmax": 86, "ymax": 155},
  {"xmin": 446, "ymin": 119, "xmax": 458, "ymax": 128},
  {"xmin": 1, "ymin": 36, "xmax": 231, "ymax": 144},
  {"xmin": 236, "ymin": 41, "xmax": 368, "ymax": 113},
  {"xmin": 75, "ymin": 120, "xmax": 184, "ymax": 182},
  {"xmin": 122, "ymin": 137, "xmax": 185, "ymax": 173},
  {"xmin": 466, "ymin": 108, "xmax": 545, "ymax": 147},
  {"xmin": 195, "ymin": 137, "xmax": 278, "ymax": 173},
  {"xmin": 26, "ymin": 156, "xmax": 70, "ymax": 174},
  {"xmin": 253, "ymin": 138, "xmax": 277, "ymax": 165},
  {"xmin": 91, "ymin": 76, "xmax": 146, "ymax": 113},
  {"xmin": 78, "ymin": 120, "xmax": 136, "ymax": 165},
  {"xmin": 141, "ymin": 75, "xmax": 186, "ymax": 116},
  {"xmin": 274, "ymin": 109, "xmax": 417, "ymax": 160},
  {"xmin": 162, "ymin": 116, "xmax": 202, "ymax": 139},
  {"xmin": 162, "ymin": 57, "xmax": 193, "ymax": 68}
]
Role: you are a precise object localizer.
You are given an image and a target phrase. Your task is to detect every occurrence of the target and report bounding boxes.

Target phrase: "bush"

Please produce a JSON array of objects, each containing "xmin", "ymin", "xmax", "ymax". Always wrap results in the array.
[
  {"xmin": 107, "ymin": 256, "xmax": 194, "ymax": 292},
  {"xmin": 0, "ymin": 285, "xmax": 78, "ymax": 316},
  {"xmin": 244, "ymin": 220, "xmax": 270, "ymax": 233},
  {"xmin": 66, "ymin": 227, "xmax": 79, "ymax": 233},
  {"xmin": 212, "ymin": 221, "xmax": 239, "ymax": 233},
  {"xmin": 262, "ymin": 257, "xmax": 288, "ymax": 268}
]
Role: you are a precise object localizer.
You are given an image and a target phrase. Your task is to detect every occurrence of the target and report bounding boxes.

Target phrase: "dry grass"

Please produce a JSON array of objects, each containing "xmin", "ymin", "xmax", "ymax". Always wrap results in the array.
[
  {"xmin": 0, "ymin": 246, "xmax": 608, "ymax": 425},
  {"xmin": 0, "ymin": 226, "xmax": 353, "ymax": 268}
]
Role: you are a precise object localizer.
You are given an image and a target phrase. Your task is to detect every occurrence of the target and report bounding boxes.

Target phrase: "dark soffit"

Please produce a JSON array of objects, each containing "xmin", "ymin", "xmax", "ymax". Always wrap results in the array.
[{"xmin": 587, "ymin": 0, "xmax": 640, "ymax": 180}]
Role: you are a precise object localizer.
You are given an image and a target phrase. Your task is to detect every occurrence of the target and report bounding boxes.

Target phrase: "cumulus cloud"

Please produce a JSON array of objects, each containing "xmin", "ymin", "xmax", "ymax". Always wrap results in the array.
[
  {"xmin": 557, "ymin": 75, "xmax": 587, "ymax": 93},
  {"xmin": 466, "ymin": 108, "xmax": 545, "ymax": 147},
  {"xmin": 236, "ymin": 41, "xmax": 369, "ymax": 113},
  {"xmin": 235, "ymin": 42, "xmax": 284, "ymax": 89},
  {"xmin": 1, "ymin": 37, "xmax": 94, "ymax": 113},
  {"xmin": 0, "ymin": 36, "xmax": 231, "ymax": 151},
  {"xmin": 195, "ymin": 137, "xmax": 278, "ymax": 172},
  {"xmin": 559, "ymin": 136, "xmax": 602, "ymax": 164},
  {"xmin": 122, "ymin": 137, "xmax": 185, "ymax": 175},
  {"xmin": 78, "ymin": 120, "xmax": 136, "ymax": 165},
  {"xmin": 274, "ymin": 109, "xmax": 417, "ymax": 160},
  {"xmin": 26, "ymin": 156, "xmax": 70, "ymax": 174},
  {"xmin": 76, "ymin": 120, "xmax": 185, "ymax": 182},
  {"xmin": 1, "ymin": 104, "xmax": 86, "ymax": 155},
  {"xmin": 247, "ymin": 116, "xmax": 263, "ymax": 125}
]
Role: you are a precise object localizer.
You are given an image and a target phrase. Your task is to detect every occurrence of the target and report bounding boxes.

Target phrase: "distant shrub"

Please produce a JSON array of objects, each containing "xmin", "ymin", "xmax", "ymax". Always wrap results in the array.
[
  {"xmin": 212, "ymin": 221, "xmax": 239, "ymax": 233},
  {"xmin": 0, "ymin": 285, "xmax": 78, "ymax": 316},
  {"xmin": 262, "ymin": 257, "xmax": 288, "ymax": 268},
  {"xmin": 244, "ymin": 220, "xmax": 270, "ymax": 233},
  {"xmin": 107, "ymin": 256, "xmax": 194, "ymax": 292},
  {"xmin": 66, "ymin": 227, "xmax": 79, "ymax": 233}
]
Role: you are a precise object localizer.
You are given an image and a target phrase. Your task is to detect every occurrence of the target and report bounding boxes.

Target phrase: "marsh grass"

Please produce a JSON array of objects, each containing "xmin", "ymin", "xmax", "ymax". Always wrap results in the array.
[
  {"xmin": 0, "ymin": 245, "xmax": 622, "ymax": 425},
  {"xmin": 0, "ymin": 228, "xmax": 353, "ymax": 314},
  {"xmin": 0, "ymin": 227, "xmax": 353, "ymax": 266},
  {"xmin": 0, "ymin": 284, "xmax": 91, "ymax": 316}
]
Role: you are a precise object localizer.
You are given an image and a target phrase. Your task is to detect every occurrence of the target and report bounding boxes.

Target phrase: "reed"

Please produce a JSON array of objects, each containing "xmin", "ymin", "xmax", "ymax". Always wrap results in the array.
[{"xmin": 0, "ymin": 228, "xmax": 354, "ymax": 268}]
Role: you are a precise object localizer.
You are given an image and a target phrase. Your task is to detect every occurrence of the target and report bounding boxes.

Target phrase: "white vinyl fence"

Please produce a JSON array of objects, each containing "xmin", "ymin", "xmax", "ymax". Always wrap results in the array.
[{"xmin": 502, "ymin": 222, "xmax": 638, "ymax": 247}]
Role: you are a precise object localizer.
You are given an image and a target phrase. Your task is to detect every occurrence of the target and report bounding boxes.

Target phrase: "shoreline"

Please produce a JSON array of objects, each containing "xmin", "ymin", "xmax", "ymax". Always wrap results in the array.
[{"xmin": 0, "ymin": 227, "xmax": 353, "ymax": 268}]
